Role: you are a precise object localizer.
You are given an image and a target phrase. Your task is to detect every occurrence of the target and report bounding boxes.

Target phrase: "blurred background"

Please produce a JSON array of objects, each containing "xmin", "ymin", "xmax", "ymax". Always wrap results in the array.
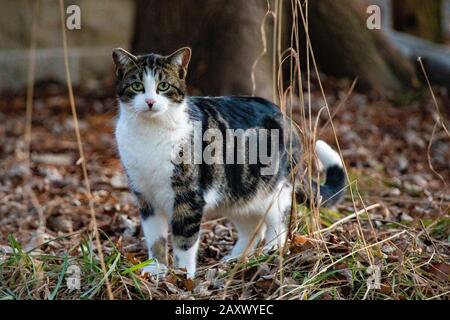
[
  {"xmin": 0, "ymin": 0, "xmax": 449, "ymax": 300},
  {"xmin": 1, "ymin": 0, "xmax": 449, "ymax": 94}
]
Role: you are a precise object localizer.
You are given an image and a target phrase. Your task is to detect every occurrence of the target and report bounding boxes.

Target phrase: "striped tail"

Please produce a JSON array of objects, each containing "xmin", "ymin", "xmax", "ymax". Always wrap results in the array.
[{"xmin": 297, "ymin": 140, "xmax": 346, "ymax": 207}]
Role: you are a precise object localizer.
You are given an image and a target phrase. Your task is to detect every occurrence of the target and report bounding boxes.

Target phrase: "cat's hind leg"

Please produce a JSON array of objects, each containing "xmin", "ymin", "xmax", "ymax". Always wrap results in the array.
[
  {"xmin": 263, "ymin": 185, "xmax": 291, "ymax": 252},
  {"xmin": 263, "ymin": 206, "xmax": 287, "ymax": 252},
  {"xmin": 223, "ymin": 216, "xmax": 265, "ymax": 261}
]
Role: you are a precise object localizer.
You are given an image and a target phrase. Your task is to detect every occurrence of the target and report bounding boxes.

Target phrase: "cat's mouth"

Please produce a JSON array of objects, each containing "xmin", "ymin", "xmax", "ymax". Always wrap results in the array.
[
  {"xmin": 139, "ymin": 105, "xmax": 158, "ymax": 114},
  {"xmin": 142, "ymin": 108, "xmax": 165, "ymax": 118}
]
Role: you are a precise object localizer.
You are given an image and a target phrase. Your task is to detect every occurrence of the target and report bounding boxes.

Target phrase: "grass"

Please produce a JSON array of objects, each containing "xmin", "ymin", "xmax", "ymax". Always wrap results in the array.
[
  {"xmin": 1, "ymin": 204, "xmax": 448, "ymax": 300},
  {"xmin": 0, "ymin": 233, "xmax": 157, "ymax": 300}
]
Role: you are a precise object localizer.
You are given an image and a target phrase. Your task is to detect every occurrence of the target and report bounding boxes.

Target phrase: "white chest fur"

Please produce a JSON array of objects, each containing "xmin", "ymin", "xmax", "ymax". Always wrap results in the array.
[{"xmin": 115, "ymin": 107, "xmax": 191, "ymax": 216}]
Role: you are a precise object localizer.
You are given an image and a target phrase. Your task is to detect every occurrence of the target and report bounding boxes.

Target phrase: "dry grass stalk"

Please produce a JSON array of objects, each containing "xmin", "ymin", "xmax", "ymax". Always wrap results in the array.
[{"xmin": 58, "ymin": 0, "xmax": 114, "ymax": 300}]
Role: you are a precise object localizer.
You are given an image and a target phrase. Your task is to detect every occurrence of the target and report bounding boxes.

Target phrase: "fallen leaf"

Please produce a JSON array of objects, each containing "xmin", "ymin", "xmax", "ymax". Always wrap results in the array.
[
  {"xmin": 255, "ymin": 278, "xmax": 274, "ymax": 291},
  {"xmin": 183, "ymin": 278, "xmax": 195, "ymax": 291},
  {"xmin": 293, "ymin": 234, "xmax": 308, "ymax": 246},
  {"xmin": 193, "ymin": 281, "xmax": 211, "ymax": 297},
  {"xmin": 430, "ymin": 263, "xmax": 450, "ymax": 282}
]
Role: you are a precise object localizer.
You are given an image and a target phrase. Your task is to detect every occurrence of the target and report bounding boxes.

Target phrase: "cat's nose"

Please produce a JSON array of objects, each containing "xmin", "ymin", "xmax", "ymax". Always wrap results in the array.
[{"xmin": 145, "ymin": 98, "xmax": 156, "ymax": 109}]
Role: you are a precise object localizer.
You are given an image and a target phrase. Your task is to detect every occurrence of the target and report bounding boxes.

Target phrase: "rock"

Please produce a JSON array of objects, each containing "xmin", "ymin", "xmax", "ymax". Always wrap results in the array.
[
  {"xmin": 399, "ymin": 212, "xmax": 414, "ymax": 222},
  {"xmin": 0, "ymin": 245, "xmax": 13, "ymax": 260},
  {"xmin": 382, "ymin": 187, "xmax": 401, "ymax": 197},
  {"xmin": 389, "ymin": 187, "xmax": 401, "ymax": 196},
  {"xmin": 48, "ymin": 215, "xmax": 73, "ymax": 233},
  {"xmin": 403, "ymin": 182, "xmax": 422, "ymax": 197},
  {"xmin": 43, "ymin": 166, "xmax": 63, "ymax": 182},
  {"xmin": 7, "ymin": 163, "xmax": 28, "ymax": 178},
  {"xmin": 395, "ymin": 155, "xmax": 409, "ymax": 173},
  {"xmin": 404, "ymin": 130, "xmax": 426, "ymax": 148},
  {"xmin": 410, "ymin": 174, "xmax": 428, "ymax": 189}
]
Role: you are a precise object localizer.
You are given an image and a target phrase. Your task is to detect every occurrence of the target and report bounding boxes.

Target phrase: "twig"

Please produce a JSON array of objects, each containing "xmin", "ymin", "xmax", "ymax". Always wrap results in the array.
[
  {"xmin": 251, "ymin": 1, "xmax": 275, "ymax": 96},
  {"xmin": 318, "ymin": 78, "xmax": 357, "ymax": 137},
  {"xmin": 417, "ymin": 57, "xmax": 449, "ymax": 190},
  {"xmin": 426, "ymin": 290, "xmax": 450, "ymax": 300},
  {"xmin": 297, "ymin": 0, "xmax": 375, "ymax": 268},
  {"xmin": 419, "ymin": 220, "xmax": 443, "ymax": 261},
  {"xmin": 417, "ymin": 57, "xmax": 450, "ymax": 139},
  {"xmin": 23, "ymin": 0, "xmax": 46, "ymax": 244},
  {"xmin": 24, "ymin": 0, "xmax": 39, "ymax": 169},
  {"xmin": 58, "ymin": 0, "xmax": 113, "ymax": 300},
  {"xmin": 311, "ymin": 203, "xmax": 380, "ymax": 235}
]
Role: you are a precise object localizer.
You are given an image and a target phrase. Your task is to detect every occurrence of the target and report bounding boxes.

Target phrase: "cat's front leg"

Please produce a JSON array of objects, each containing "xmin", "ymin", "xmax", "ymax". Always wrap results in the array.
[
  {"xmin": 139, "ymin": 201, "xmax": 169, "ymax": 277},
  {"xmin": 171, "ymin": 191, "xmax": 204, "ymax": 279}
]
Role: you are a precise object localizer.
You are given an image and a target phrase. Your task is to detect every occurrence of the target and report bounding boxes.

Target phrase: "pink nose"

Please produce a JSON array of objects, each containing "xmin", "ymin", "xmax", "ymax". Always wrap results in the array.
[{"xmin": 145, "ymin": 98, "xmax": 156, "ymax": 108}]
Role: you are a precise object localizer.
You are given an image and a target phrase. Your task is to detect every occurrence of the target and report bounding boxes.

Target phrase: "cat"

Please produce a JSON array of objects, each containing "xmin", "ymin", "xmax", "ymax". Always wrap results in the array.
[{"xmin": 112, "ymin": 47, "xmax": 345, "ymax": 278}]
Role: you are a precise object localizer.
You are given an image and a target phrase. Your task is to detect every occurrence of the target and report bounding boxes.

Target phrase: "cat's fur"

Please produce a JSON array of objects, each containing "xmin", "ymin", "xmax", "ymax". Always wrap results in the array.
[{"xmin": 113, "ymin": 47, "xmax": 345, "ymax": 278}]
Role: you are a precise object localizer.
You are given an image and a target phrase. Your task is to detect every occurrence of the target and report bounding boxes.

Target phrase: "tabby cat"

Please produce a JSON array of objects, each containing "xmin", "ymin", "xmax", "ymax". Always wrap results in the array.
[{"xmin": 112, "ymin": 47, "xmax": 345, "ymax": 278}]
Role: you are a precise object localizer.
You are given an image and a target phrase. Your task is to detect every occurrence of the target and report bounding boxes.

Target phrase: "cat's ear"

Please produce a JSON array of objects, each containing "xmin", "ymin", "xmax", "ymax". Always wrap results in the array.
[
  {"xmin": 112, "ymin": 48, "xmax": 137, "ymax": 74},
  {"xmin": 167, "ymin": 47, "xmax": 191, "ymax": 79}
]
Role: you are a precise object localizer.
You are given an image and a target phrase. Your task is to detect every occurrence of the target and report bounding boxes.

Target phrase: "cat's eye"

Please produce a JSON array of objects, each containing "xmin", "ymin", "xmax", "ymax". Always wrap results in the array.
[
  {"xmin": 131, "ymin": 82, "xmax": 144, "ymax": 92},
  {"xmin": 157, "ymin": 82, "xmax": 170, "ymax": 92}
]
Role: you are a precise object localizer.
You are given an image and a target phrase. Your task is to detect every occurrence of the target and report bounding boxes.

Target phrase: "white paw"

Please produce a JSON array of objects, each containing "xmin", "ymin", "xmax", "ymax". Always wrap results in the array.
[
  {"xmin": 141, "ymin": 261, "xmax": 168, "ymax": 278},
  {"xmin": 222, "ymin": 254, "xmax": 239, "ymax": 262},
  {"xmin": 174, "ymin": 266, "xmax": 196, "ymax": 279},
  {"xmin": 262, "ymin": 243, "xmax": 280, "ymax": 254},
  {"xmin": 186, "ymin": 270, "xmax": 196, "ymax": 279}
]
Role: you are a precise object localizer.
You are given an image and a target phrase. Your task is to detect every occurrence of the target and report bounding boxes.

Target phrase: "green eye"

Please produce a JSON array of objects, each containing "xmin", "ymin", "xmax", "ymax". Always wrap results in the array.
[
  {"xmin": 131, "ymin": 82, "xmax": 144, "ymax": 92},
  {"xmin": 157, "ymin": 82, "xmax": 170, "ymax": 92}
]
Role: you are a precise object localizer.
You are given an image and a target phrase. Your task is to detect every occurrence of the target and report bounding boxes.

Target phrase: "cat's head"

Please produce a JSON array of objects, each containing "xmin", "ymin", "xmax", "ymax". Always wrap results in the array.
[{"xmin": 112, "ymin": 47, "xmax": 191, "ymax": 119}]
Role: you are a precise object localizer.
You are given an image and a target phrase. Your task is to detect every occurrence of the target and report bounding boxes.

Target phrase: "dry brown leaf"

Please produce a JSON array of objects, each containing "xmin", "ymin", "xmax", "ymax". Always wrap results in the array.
[
  {"xmin": 292, "ymin": 234, "xmax": 308, "ymax": 246},
  {"xmin": 165, "ymin": 273, "xmax": 178, "ymax": 286},
  {"xmin": 183, "ymin": 278, "xmax": 195, "ymax": 291},
  {"xmin": 255, "ymin": 278, "xmax": 274, "ymax": 291},
  {"xmin": 125, "ymin": 252, "xmax": 140, "ymax": 265},
  {"xmin": 430, "ymin": 263, "xmax": 450, "ymax": 282}
]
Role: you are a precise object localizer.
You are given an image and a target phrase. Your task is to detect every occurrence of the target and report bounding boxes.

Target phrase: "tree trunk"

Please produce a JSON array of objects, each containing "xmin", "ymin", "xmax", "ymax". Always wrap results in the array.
[
  {"xmin": 131, "ymin": 0, "xmax": 418, "ymax": 98},
  {"xmin": 306, "ymin": 0, "xmax": 417, "ymax": 96},
  {"xmin": 392, "ymin": 0, "xmax": 443, "ymax": 43},
  {"xmin": 386, "ymin": 30, "xmax": 450, "ymax": 90},
  {"xmin": 132, "ymin": 0, "xmax": 275, "ymax": 99}
]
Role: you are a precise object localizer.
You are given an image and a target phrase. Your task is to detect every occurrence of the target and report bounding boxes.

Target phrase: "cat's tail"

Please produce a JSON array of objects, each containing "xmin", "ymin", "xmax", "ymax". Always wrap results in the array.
[{"xmin": 296, "ymin": 140, "xmax": 346, "ymax": 207}]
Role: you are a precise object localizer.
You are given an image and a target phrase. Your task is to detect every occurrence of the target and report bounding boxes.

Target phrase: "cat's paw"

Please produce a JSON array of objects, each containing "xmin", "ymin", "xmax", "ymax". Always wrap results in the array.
[
  {"xmin": 186, "ymin": 269, "xmax": 196, "ymax": 279},
  {"xmin": 222, "ymin": 252, "xmax": 247, "ymax": 262},
  {"xmin": 262, "ymin": 243, "xmax": 280, "ymax": 255},
  {"xmin": 174, "ymin": 265, "xmax": 196, "ymax": 279},
  {"xmin": 221, "ymin": 254, "xmax": 238, "ymax": 262},
  {"xmin": 141, "ymin": 262, "xmax": 168, "ymax": 278}
]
